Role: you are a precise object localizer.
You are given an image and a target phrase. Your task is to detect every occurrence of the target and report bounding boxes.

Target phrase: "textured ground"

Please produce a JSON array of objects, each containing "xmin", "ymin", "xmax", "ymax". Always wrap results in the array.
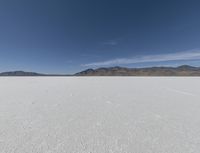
[{"xmin": 0, "ymin": 77, "xmax": 200, "ymax": 153}]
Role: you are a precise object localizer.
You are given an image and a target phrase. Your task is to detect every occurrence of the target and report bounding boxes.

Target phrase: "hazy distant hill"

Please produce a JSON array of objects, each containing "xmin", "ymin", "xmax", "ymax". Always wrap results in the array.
[
  {"xmin": 0, "ymin": 71, "xmax": 45, "ymax": 76},
  {"xmin": 75, "ymin": 65, "xmax": 200, "ymax": 76},
  {"xmin": 1, "ymin": 65, "xmax": 200, "ymax": 76}
]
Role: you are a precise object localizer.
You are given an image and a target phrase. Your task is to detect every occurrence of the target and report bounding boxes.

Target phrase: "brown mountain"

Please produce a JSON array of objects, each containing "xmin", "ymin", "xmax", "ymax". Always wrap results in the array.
[{"xmin": 75, "ymin": 65, "xmax": 200, "ymax": 76}]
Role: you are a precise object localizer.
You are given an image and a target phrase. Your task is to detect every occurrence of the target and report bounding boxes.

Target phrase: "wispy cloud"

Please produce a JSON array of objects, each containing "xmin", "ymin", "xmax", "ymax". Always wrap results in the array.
[
  {"xmin": 83, "ymin": 49, "xmax": 200, "ymax": 67},
  {"xmin": 102, "ymin": 40, "xmax": 117, "ymax": 46}
]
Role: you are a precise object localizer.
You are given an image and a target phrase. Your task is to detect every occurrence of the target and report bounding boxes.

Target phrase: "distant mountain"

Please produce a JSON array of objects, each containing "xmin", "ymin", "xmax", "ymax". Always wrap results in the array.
[
  {"xmin": 0, "ymin": 71, "xmax": 45, "ymax": 76},
  {"xmin": 75, "ymin": 65, "xmax": 200, "ymax": 76},
  {"xmin": 1, "ymin": 65, "xmax": 200, "ymax": 76}
]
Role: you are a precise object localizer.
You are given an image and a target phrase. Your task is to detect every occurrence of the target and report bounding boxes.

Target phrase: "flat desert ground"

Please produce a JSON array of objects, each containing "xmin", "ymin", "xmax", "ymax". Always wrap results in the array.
[{"xmin": 0, "ymin": 77, "xmax": 200, "ymax": 153}]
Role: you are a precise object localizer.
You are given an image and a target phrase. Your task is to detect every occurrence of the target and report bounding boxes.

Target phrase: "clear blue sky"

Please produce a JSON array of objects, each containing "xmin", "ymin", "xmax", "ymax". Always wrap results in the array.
[{"xmin": 0, "ymin": 0, "xmax": 200, "ymax": 74}]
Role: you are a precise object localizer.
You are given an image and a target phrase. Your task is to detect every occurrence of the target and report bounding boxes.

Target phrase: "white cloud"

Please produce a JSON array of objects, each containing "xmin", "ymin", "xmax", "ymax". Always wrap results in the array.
[{"xmin": 83, "ymin": 49, "xmax": 200, "ymax": 67}]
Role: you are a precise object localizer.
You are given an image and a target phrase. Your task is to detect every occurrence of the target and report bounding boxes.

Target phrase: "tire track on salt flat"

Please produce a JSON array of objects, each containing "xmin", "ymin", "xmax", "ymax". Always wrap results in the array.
[{"xmin": 164, "ymin": 87, "xmax": 197, "ymax": 97}]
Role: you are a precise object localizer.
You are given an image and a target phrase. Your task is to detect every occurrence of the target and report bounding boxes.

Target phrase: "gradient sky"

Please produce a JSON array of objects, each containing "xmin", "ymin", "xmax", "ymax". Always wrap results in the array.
[{"xmin": 0, "ymin": 0, "xmax": 200, "ymax": 74}]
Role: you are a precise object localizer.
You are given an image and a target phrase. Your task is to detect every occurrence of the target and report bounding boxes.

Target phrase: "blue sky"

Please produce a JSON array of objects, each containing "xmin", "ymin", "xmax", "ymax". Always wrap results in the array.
[{"xmin": 0, "ymin": 0, "xmax": 200, "ymax": 74}]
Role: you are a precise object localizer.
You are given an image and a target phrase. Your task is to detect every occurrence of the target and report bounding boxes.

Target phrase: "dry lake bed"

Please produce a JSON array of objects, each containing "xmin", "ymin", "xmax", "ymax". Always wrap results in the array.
[{"xmin": 0, "ymin": 77, "xmax": 200, "ymax": 153}]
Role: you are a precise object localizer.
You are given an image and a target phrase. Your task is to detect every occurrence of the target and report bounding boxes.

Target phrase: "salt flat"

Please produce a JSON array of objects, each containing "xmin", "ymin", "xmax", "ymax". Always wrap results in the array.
[{"xmin": 0, "ymin": 77, "xmax": 200, "ymax": 153}]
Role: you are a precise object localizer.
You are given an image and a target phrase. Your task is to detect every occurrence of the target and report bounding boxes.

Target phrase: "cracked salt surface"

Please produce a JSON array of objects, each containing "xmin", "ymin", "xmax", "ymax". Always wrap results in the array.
[{"xmin": 0, "ymin": 77, "xmax": 200, "ymax": 153}]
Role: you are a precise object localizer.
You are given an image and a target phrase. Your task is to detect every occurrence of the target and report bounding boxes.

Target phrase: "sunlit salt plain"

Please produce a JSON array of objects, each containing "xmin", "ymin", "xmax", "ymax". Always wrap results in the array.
[{"xmin": 0, "ymin": 77, "xmax": 200, "ymax": 153}]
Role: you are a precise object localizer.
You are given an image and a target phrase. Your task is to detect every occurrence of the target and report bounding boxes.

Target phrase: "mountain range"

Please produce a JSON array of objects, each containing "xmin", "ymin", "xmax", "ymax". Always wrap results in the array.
[
  {"xmin": 0, "ymin": 71, "xmax": 44, "ymax": 76},
  {"xmin": 1, "ymin": 65, "xmax": 200, "ymax": 76},
  {"xmin": 75, "ymin": 65, "xmax": 200, "ymax": 76}
]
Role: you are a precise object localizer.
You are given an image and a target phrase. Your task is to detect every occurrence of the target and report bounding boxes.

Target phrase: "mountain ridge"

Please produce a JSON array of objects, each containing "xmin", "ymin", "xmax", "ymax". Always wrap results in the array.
[
  {"xmin": 1, "ymin": 65, "xmax": 200, "ymax": 76},
  {"xmin": 75, "ymin": 65, "xmax": 200, "ymax": 76},
  {"xmin": 0, "ymin": 71, "xmax": 45, "ymax": 76}
]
